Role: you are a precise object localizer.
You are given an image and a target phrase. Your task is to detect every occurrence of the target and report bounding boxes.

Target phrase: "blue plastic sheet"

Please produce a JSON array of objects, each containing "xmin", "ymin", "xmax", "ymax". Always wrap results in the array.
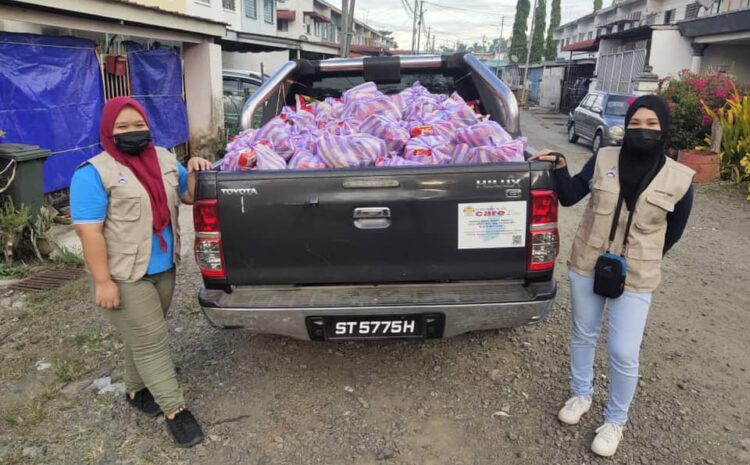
[
  {"xmin": 0, "ymin": 33, "xmax": 104, "ymax": 193},
  {"xmin": 126, "ymin": 44, "xmax": 189, "ymax": 149}
]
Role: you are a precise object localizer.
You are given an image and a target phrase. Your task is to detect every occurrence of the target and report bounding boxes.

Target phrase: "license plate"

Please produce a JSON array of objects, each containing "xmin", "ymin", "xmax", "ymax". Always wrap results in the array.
[{"xmin": 323, "ymin": 315, "xmax": 424, "ymax": 340}]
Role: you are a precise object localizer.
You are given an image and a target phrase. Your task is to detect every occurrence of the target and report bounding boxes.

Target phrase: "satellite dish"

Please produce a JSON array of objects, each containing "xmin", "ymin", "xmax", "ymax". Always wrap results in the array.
[{"xmin": 698, "ymin": 0, "xmax": 713, "ymax": 9}]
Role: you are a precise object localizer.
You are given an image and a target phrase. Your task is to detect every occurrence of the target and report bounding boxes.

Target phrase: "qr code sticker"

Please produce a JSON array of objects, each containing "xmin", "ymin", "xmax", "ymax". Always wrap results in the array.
[{"xmin": 512, "ymin": 235, "xmax": 522, "ymax": 245}]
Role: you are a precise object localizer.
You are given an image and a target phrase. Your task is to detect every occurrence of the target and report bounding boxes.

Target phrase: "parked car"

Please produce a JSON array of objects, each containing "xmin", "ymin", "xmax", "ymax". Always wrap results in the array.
[
  {"xmin": 223, "ymin": 69, "xmax": 264, "ymax": 137},
  {"xmin": 194, "ymin": 54, "xmax": 559, "ymax": 341},
  {"xmin": 567, "ymin": 91, "xmax": 633, "ymax": 154}
]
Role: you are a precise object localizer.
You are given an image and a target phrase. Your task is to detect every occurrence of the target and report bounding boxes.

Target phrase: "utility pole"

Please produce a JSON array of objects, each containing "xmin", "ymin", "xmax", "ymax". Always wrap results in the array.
[
  {"xmin": 426, "ymin": 26, "xmax": 431, "ymax": 54},
  {"xmin": 416, "ymin": 0, "xmax": 424, "ymax": 53},
  {"xmin": 497, "ymin": 17, "xmax": 505, "ymax": 58},
  {"xmin": 340, "ymin": 0, "xmax": 350, "ymax": 57},
  {"xmin": 411, "ymin": 0, "xmax": 418, "ymax": 52},
  {"xmin": 521, "ymin": 0, "xmax": 538, "ymax": 105},
  {"xmin": 432, "ymin": 35, "xmax": 436, "ymax": 53},
  {"xmin": 345, "ymin": 0, "xmax": 356, "ymax": 56}
]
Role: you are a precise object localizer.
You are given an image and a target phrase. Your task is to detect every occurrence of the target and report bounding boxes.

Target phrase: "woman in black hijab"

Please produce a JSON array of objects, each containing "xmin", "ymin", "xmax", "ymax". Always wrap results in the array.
[{"xmin": 532, "ymin": 95, "xmax": 695, "ymax": 457}]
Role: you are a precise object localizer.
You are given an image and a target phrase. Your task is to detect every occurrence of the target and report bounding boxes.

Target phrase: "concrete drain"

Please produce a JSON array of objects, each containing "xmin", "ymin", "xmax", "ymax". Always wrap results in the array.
[{"xmin": 10, "ymin": 268, "xmax": 85, "ymax": 292}]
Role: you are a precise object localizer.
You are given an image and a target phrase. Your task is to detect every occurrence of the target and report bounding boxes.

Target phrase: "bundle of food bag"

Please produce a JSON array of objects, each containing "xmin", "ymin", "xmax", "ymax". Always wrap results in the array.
[{"xmin": 220, "ymin": 81, "xmax": 527, "ymax": 171}]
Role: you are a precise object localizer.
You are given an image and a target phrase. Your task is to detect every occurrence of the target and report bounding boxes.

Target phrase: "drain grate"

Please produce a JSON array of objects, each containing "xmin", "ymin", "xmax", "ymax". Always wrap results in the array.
[{"xmin": 10, "ymin": 268, "xmax": 86, "ymax": 292}]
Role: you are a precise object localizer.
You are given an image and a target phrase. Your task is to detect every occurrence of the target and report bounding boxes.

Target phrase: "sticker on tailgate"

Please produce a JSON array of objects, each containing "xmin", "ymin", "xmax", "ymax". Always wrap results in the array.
[{"xmin": 458, "ymin": 202, "xmax": 527, "ymax": 249}]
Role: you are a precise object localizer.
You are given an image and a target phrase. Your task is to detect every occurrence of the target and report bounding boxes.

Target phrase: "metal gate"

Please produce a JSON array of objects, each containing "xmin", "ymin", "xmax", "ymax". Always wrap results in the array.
[
  {"xmin": 559, "ymin": 62, "xmax": 595, "ymax": 114},
  {"xmin": 597, "ymin": 42, "xmax": 647, "ymax": 94}
]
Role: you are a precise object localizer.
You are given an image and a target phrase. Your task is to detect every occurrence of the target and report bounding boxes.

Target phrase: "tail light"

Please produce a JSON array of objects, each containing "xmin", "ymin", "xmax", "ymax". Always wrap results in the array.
[
  {"xmin": 529, "ymin": 190, "xmax": 559, "ymax": 272},
  {"xmin": 194, "ymin": 199, "xmax": 225, "ymax": 279}
]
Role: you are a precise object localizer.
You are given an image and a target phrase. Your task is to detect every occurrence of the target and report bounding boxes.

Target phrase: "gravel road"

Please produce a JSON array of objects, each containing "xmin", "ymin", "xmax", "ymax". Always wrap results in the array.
[{"xmin": 1, "ymin": 109, "xmax": 749, "ymax": 465}]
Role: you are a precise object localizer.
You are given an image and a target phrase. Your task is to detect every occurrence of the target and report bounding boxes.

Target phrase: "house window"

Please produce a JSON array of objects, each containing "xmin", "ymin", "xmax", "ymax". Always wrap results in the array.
[
  {"xmin": 264, "ymin": 0, "xmax": 274, "ymax": 23},
  {"xmin": 685, "ymin": 2, "xmax": 700, "ymax": 18},
  {"xmin": 196, "ymin": 0, "xmax": 210, "ymax": 4},
  {"xmin": 223, "ymin": 0, "xmax": 236, "ymax": 10},
  {"xmin": 277, "ymin": 20, "xmax": 288, "ymax": 31},
  {"xmin": 244, "ymin": 0, "xmax": 257, "ymax": 18},
  {"xmin": 664, "ymin": 9, "xmax": 676, "ymax": 24},
  {"xmin": 587, "ymin": 31, "xmax": 593, "ymax": 39}
]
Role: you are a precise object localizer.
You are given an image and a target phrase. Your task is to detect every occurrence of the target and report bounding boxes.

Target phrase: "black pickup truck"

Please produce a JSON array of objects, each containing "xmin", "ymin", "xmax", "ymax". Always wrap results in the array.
[{"xmin": 194, "ymin": 53, "xmax": 558, "ymax": 341}]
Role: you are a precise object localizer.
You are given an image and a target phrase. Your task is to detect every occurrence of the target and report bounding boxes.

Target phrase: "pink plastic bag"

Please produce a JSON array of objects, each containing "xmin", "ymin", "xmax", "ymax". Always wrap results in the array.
[
  {"xmin": 316, "ymin": 133, "xmax": 386, "ymax": 168},
  {"xmin": 454, "ymin": 121, "xmax": 512, "ymax": 147},
  {"xmin": 342, "ymin": 95, "xmax": 402, "ymax": 122},
  {"xmin": 405, "ymin": 117, "xmax": 455, "ymax": 141},
  {"xmin": 442, "ymin": 93, "xmax": 480, "ymax": 127},
  {"xmin": 391, "ymin": 81, "xmax": 432, "ymax": 111},
  {"xmin": 451, "ymin": 143, "xmax": 472, "ymax": 165},
  {"xmin": 253, "ymin": 117, "xmax": 295, "ymax": 160},
  {"xmin": 281, "ymin": 106, "xmax": 316, "ymax": 133},
  {"xmin": 359, "ymin": 114, "xmax": 410, "ymax": 152},
  {"xmin": 343, "ymin": 82, "xmax": 381, "ymax": 102},
  {"xmin": 290, "ymin": 128, "xmax": 322, "ymax": 153},
  {"xmin": 323, "ymin": 118, "xmax": 361, "ymax": 136},
  {"xmin": 288, "ymin": 149, "xmax": 328, "ymax": 169},
  {"xmin": 376, "ymin": 155, "xmax": 424, "ymax": 167},
  {"xmin": 469, "ymin": 140, "xmax": 526, "ymax": 164},
  {"xmin": 403, "ymin": 95, "xmax": 443, "ymax": 121},
  {"xmin": 404, "ymin": 136, "xmax": 453, "ymax": 165},
  {"xmin": 255, "ymin": 144, "xmax": 288, "ymax": 170}
]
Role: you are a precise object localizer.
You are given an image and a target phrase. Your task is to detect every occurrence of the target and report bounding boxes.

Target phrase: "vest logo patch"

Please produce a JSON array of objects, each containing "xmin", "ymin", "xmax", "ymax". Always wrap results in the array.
[
  {"xmin": 607, "ymin": 168, "xmax": 616, "ymax": 178},
  {"xmin": 118, "ymin": 176, "xmax": 127, "ymax": 184}
]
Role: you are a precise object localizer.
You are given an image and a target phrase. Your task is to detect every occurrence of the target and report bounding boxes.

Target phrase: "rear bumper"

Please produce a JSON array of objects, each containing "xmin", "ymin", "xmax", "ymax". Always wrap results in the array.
[{"xmin": 199, "ymin": 279, "xmax": 557, "ymax": 340}]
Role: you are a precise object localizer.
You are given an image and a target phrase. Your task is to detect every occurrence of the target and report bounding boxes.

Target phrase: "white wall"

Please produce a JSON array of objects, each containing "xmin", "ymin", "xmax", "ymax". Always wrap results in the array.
[
  {"xmin": 240, "ymin": 0, "xmax": 278, "ymax": 36},
  {"xmin": 0, "ymin": 19, "xmax": 42, "ymax": 33},
  {"xmin": 277, "ymin": 0, "xmax": 314, "ymax": 41},
  {"xmin": 649, "ymin": 27, "xmax": 693, "ymax": 79},
  {"xmin": 222, "ymin": 50, "xmax": 289, "ymax": 75},
  {"xmin": 184, "ymin": 41, "xmax": 224, "ymax": 149},
  {"xmin": 703, "ymin": 45, "xmax": 750, "ymax": 82}
]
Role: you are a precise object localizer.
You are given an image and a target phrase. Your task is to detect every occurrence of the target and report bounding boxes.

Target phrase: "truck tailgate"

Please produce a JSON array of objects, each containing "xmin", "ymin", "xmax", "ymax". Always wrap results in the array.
[{"xmin": 214, "ymin": 164, "xmax": 532, "ymax": 285}]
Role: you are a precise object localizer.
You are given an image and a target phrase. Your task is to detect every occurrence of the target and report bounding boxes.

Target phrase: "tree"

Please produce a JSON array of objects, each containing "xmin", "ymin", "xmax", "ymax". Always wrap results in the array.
[
  {"xmin": 509, "ymin": 0, "xmax": 531, "ymax": 63},
  {"xmin": 594, "ymin": 0, "xmax": 603, "ymax": 11},
  {"xmin": 545, "ymin": 0, "xmax": 561, "ymax": 60},
  {"xmin": 530, "ymin": 0, "xmax": 547, "ymax": 63}
]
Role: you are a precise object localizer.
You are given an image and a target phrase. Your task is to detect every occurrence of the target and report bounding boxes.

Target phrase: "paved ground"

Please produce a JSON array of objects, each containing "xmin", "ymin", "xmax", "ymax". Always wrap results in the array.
[{"xmin": 1, "ymin": 109, "xmax": 749, "ymax": 465}]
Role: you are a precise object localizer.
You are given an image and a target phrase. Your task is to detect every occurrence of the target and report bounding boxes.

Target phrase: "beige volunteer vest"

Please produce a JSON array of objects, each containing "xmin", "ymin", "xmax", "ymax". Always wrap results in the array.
[
  {"xmin": 87, "ymin": 147, "xmax": 182, "ymax": 283},
  {"xmin": 567, "ymin": 147, "xmax": 695, "ymax": 293}
]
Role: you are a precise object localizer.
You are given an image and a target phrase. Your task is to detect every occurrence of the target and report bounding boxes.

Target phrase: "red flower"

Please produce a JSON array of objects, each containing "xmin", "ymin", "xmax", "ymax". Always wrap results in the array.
[{"xmin": 714, "ymin": 87, "xmax": 729, "ymax": 98}]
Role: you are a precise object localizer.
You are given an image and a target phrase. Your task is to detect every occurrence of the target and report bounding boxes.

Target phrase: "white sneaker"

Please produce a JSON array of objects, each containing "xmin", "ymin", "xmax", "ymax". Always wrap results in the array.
[
  {"xmin": 591, "ymin": 422, "xmax": 624, "ymax": 457},
  {"xmin": 557, "ymin": 396, "xmax": 592, "ymax": 425}
]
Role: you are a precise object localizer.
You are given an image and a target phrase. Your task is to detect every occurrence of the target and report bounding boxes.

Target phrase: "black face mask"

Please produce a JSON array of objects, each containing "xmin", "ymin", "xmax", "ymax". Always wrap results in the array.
[
  {"xmin": 114, "ymin": 130, "xmax": 152, "ymax": 155},
  {"xmin": 623, "ymin": 128, "xmax": 662, "ymax": 157}
]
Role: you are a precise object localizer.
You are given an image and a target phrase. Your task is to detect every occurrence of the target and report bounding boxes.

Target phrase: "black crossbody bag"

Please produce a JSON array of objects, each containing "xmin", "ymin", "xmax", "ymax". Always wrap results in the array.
[
  {"xmin": 593, "ymin": 161, "xmax": 661, "ymax": 298},
  {"xmin": 593, "ymin": 195, "xmax": 634, "ymax": 298}
]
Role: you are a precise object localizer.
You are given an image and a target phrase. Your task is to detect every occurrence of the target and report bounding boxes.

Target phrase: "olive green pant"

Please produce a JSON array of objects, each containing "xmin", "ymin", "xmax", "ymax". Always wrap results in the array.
[{"xmin": 99, "ymin": 268, "xmax": 185, "ymax": 415}]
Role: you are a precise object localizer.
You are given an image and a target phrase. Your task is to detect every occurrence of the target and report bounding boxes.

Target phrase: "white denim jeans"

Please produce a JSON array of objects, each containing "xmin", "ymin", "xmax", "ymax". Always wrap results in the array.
[{"xmin": 567, "ymin": 269, "xmax": 652, "ymax": 425}]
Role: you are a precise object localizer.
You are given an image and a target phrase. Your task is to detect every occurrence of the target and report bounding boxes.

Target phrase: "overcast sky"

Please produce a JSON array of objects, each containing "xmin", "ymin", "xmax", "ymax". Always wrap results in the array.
[{"xmin": 346, "ymin": 0, "xmax": 599, "ymax": 50}]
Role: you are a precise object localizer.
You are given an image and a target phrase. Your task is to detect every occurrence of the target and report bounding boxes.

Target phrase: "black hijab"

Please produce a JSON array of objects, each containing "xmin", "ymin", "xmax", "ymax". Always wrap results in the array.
[{"xmin": 619, "ymin": 95, "xmax": 671, "ymax": 210}]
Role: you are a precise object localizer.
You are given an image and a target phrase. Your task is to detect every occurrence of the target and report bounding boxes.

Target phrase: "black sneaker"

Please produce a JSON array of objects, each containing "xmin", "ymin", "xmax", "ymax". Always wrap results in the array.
[
  {"xmin": 125, "ymin": 389, "xmax": 161, "ymax": 417},
  {"xmin": 165, "ymin": 409, "xmax": 204, "ymax": 448}
]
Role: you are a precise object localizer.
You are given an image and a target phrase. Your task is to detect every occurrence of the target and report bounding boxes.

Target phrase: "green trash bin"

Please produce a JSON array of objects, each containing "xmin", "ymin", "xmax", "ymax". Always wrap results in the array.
[{"xmin": 0, "ymin": 144, "xmax": 52, "ymax": 219}]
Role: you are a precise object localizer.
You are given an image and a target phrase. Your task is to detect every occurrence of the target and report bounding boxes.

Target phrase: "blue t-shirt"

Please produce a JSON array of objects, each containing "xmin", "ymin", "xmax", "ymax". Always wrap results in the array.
[{"xmin": 70, "ymin": 162, "xmax": 188, "ymax": 276}]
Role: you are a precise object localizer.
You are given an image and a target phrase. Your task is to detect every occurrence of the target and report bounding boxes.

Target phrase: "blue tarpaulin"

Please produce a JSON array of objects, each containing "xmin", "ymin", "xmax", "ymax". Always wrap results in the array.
[
  {"xmin": 126, "ymin": 43, "xmax": 189, "ymax": 149},
  {"xmin": 0, "ymin": 33, "xmax": 104, "ymax": 193}
]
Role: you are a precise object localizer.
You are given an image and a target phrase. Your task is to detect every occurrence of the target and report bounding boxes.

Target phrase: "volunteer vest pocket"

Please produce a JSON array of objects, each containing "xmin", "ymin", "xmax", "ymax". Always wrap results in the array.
[
  {"xmin": 634, "ymin": 192, "xmax": 673, "ymax": 233},
  {"xmin": 109, "ymin": 195, "xmax": 141, "ymax": 221},
  {"xmin": 107, "ymin": 241, "xmax": 139, "ymax": 281}
]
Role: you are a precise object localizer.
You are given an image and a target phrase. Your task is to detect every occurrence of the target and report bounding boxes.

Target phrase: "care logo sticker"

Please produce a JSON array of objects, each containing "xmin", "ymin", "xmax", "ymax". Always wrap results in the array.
[{"xmin": 458, "ymin": 201, "xmax": 527, "ymax": 250}]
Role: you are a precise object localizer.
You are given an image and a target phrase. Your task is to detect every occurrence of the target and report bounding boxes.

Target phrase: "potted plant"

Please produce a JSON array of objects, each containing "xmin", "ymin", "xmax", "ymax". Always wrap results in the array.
[
  {"xmin": 703, "ymin": 85, "xmax": 750, "ymax": 198},
  {"xmin": 657, "ymin": 70, "xmax": 742, "ymax": 183}
]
